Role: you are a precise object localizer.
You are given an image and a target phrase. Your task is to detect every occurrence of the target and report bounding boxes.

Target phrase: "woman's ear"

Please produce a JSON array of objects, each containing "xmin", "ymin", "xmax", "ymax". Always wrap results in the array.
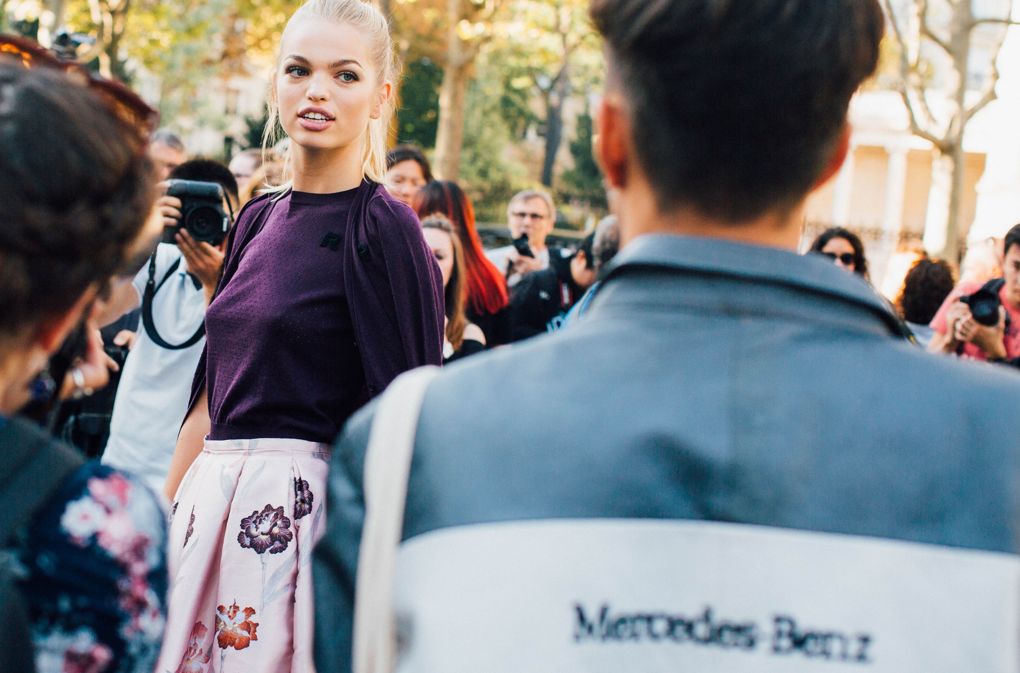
[{"xmin": 371, "ymin": 81, "xmax": 393, "ymax": 120}]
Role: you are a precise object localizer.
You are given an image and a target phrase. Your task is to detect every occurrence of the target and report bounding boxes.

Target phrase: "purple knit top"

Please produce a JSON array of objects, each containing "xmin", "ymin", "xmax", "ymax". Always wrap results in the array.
[{"xmin": 205, "ymin": 188, "xmax": 364, "ymax": 443}]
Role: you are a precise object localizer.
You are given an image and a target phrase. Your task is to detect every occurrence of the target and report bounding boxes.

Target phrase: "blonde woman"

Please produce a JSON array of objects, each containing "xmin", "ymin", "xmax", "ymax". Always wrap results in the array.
[{"xmin": 156, "ymin": 1, "xmax": 444, "ymax": 670}]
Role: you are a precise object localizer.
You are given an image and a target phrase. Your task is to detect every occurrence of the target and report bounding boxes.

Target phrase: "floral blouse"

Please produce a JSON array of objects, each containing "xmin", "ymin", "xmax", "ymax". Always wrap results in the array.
[{"xmin": 15, "ymin": 461, "xmax": 168, "ymax": 673}]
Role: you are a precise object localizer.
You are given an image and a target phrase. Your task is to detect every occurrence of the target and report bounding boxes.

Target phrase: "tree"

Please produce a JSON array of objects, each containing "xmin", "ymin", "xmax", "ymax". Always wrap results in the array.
[
  {"xmin": 881, "ymin": 0, "xmax": 1017, "ymax": 261},
  {"xmin": 433, "ymin": 0, "xmax": 504, "ymax": 179},
  {"xmin": 560, "ymin": 108, "xmax": 606, "ymax": 211}
]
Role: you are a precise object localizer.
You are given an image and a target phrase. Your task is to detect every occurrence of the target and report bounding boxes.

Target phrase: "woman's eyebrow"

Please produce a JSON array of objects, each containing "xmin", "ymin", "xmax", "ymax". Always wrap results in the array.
[{"xmin": 283, "ymin": 54, "xmax": 364, "ymax": 70}]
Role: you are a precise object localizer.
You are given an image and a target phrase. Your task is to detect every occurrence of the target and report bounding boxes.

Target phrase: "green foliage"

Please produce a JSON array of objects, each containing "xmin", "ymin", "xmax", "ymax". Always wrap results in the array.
[
  {"xmin": 396, "ymin": 57, "xmax": 442, "ymax": 148},
  {"xmin": 458, "ymin": 63, "xmax": 532, "ymax": 224},
  {"xmin": 559, "ymin": 110, "xmax": 606, "ymax": 211}
]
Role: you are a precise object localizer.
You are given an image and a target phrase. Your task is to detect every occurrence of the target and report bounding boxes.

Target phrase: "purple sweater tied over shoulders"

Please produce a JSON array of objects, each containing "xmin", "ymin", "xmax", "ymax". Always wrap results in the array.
[{"xmin": 188, "ymin": 180, "xmax": 444, "ymax": 442}]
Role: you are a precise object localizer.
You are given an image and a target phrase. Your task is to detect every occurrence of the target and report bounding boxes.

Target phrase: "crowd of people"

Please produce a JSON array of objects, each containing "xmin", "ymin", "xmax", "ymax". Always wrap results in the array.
[{"xmin": 2, "ymin": 0, "xmax": 1020, "ymax": 671}]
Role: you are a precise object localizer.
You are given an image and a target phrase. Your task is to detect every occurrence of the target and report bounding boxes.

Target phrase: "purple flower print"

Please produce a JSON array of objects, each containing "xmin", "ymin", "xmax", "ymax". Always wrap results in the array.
[
  {"xmin": 183, "ymin": 507, "xmax": 196, "ymax": 548},
  {"xmin": 237, "ymin": 504, "xmax": 293, "ymax": 554},
  {"xmin": 294, "ymin": 478, "xmax": 313, "ymax": 520}
]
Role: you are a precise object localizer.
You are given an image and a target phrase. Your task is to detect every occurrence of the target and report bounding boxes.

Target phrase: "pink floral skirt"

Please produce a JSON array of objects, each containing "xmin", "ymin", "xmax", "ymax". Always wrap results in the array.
[{"xmin": 155, "ymin": 437, "xmax": 329, "ymax": 673}]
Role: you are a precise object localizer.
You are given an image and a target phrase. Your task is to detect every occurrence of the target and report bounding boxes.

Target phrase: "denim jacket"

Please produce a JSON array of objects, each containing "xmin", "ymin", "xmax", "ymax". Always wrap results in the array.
[{"xmin": 314, "ymin": 234, "xmax": 1020, "ymax": 672}]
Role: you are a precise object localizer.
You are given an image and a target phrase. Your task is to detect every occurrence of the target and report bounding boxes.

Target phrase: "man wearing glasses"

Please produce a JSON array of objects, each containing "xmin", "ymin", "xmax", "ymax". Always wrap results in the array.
[{"xmin": 486, "ymin": 189, "xmax": 567, "ymax": 287}]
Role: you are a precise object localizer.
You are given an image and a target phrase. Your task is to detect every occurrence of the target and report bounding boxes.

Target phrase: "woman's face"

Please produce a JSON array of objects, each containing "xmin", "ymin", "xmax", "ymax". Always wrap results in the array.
[
  {"xmin": 385, "ymin": 159, "xmax": 427, "ymax": 206},
  {"xmin": 275, "ymin": 18, "xmax": 389, "ymax": 155},
  {"xmin": 820, "ymin": 236, "xmax": 857, "ymax": 273},
  {"xmin": 423, "ymin": 227, "xmax": 454, "ymax": 288}
]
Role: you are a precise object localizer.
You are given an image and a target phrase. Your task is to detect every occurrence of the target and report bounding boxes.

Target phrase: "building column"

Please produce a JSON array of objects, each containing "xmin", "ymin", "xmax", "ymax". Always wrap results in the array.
[{"xmin": 831, "ymin": 144, "xmax": 856, "ymax": 226}]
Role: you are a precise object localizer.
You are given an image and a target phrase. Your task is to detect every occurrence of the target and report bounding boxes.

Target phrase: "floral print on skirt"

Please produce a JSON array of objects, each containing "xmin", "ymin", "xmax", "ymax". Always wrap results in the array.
[{"xmin": 155, "ymin": 437, "xmax": 329, "ymax": 673}]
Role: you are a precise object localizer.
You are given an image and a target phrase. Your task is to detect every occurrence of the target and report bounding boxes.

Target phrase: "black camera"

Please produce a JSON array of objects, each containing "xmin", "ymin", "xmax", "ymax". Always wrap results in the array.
[
  {"xmin": 960, "ymin": 281, "xmax": 1004, "ymax": 327},
  {"xmin": 512, "ymin": 233, "xmax": 535, "ymax": 259},
  {"xmin": 162, "ymin": 179, "xmax": 229, "ymax": 246}
]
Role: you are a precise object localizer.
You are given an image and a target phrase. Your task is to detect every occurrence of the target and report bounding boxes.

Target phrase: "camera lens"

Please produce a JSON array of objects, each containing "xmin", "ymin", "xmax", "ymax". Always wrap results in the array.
[{"xmin": 186, "ymin": 206, "xmax": 224, "ymax": 244}]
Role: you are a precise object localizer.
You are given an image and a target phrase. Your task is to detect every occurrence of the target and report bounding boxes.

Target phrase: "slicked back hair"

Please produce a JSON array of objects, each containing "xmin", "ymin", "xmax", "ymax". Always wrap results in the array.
[{"xmin": 589, "ymin": 0, "xmax": 884, "ymax": 222}]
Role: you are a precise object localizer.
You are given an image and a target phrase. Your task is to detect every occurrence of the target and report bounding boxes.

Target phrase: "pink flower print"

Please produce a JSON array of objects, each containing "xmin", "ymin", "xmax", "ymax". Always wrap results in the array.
[
  {"xmin": 86, "ymin": 472, "xmax": 132, "ymax": 509},
  {"xmin": 215, "ymin": 602, "xmax": 259, "ymax": 651},
  {"xmin": 237, "ymin": 504, "xmax": 293, "ymax": 555},
  {"xmin": 176, "ymin": 622, "xmax": 212, "ymax": 673},
  {"xmin": 34, "ymin": 628, "xmax": 112, "ymax": 673},
  {"xmin": 294, "ymin": 478, "xmax": 313, "ymax": 520},
  {"xmin": 60, "ymin": 497, "xmax": 108, "ymax": 545},
  {"xmin": 95, "ymin": 508, "xmax": 141, "ymax": 561}
]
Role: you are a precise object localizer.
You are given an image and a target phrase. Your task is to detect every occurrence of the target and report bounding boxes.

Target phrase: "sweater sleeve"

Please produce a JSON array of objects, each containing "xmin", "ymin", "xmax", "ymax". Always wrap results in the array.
[{"xmin": 361, "ymin": 193, "xmax": 445, "ymax": 392}]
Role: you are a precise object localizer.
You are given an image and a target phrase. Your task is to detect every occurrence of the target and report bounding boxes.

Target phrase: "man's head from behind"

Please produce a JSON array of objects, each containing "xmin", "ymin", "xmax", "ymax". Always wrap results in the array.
[{"xmin": 591, "ymin": 0, "xmax": 883, "ymax": 236}]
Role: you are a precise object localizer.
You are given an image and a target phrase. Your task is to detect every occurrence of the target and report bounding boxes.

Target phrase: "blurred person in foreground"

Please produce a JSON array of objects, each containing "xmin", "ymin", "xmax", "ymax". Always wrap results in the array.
[
  {"xmin": 314, "ymin": 0, "xmax": 1020, "ymax": 671},
  {"xmin": 0, "ymin": 40, "xmax": 167, "ymax": 672},
  {"xmin": 928, "ymin": 224, "xmax": 1020, "ymax": 364},
  {"xmin": 896, "ymin": 256, "xmax": 955, "ymax": 348}
]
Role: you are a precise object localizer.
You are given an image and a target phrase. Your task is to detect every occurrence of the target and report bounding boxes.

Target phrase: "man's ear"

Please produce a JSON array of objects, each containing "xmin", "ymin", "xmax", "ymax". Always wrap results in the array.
[
  {"xmin": 595, "ymin": 95, "xmax": 629, "ymax": 191},
  {"xmin": 812, "ymin": 124, "xmax": 852, "ymax": 190},
  {"xmin": 33, "ymin": 288, "xmax": 96, "ymax": 354}
]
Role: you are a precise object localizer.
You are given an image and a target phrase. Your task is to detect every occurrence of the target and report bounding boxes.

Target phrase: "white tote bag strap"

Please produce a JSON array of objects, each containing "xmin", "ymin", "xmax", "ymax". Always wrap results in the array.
[{"xmin": 353, "ymin": 365, "xmax": 441, "ymax": 673}]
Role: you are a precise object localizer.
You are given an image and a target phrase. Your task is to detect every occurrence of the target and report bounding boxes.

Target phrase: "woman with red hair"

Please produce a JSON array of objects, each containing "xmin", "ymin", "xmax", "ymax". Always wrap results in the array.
[{"xmin": 416, "ymin": 180, "xmax": 511, "ymax": 346}]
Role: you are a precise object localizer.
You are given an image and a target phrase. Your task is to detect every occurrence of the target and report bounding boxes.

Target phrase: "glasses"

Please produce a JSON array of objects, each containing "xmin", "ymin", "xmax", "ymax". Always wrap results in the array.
[
  {"xmin": 511, "ymin": 211, "xmax": 548, "ymax": 221},
  {"xmin": 820, "ymin": 251, "xmax": 855, "ymax": 266},
  {"xmin": 0, "ymin": 33, "xmax": 158, "ymax": 138}
]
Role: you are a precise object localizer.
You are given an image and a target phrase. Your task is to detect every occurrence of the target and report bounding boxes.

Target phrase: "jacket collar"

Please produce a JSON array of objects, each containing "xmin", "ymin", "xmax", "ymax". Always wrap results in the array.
[{"xmin": 601, "ymin": 234, "xmax": 906, "ymax": 335}]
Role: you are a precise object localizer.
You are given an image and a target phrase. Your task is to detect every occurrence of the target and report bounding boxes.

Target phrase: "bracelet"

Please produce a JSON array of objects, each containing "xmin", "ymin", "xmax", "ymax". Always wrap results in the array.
[{"xmin": 70, "ymin": 367, "xmax": 94, "ymax": 400}]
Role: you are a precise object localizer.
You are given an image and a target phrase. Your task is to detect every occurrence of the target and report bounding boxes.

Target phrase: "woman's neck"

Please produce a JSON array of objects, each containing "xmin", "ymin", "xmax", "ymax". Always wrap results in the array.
[{"xmin": 291, "ymin": 142, "xmax": 365, "ymax": 194}]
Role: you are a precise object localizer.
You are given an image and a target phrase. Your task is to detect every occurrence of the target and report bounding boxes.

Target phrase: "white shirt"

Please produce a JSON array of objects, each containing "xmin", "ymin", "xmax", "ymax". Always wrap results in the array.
[
  {"xmin": 485, "ymin": 245, "xmax": 552, "ymax": 287},
  {"xmin": 102, "ymin": 243, "xmax": 206, "ymax": 495}
]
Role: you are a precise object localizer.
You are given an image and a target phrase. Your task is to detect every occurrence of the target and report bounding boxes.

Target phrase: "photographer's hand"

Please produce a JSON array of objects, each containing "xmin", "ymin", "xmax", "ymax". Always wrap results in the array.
[
  {"xmin": 969, "ymin": 307, "xmax": 1008, "ymax": 360},
  {"xmin": 59, "ymin": 322, "xmax": 118, "ymax": 400},
  {"xmin": 157, "ymin": 191, "xmax": 183, "ymax": 229},
  {"xmin": 176, "ymin": 229, "xmax": 224, "ymax": 305}
]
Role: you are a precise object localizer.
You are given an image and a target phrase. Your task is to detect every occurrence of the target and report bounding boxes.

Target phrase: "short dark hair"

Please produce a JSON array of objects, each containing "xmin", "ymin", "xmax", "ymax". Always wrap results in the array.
[
  {"xmin": 898, "ymin": 257, "xmax": 955, "ymax": 325},
  {"xmin": 386, "ymin": 144, "xmax": 433, "ymax": 183},
  {"xmin": 809, "ymin": 226, "xmax": 869, "ymax": 278},
  {"xmin": 589, "ymin": 0, "xmax": 884, "ymax": 222},
  {"xmin": 170, "ymin": 159, "xmax": 239, "ymax": 204},
  {"xmin": 0, "ymin": 64, "xmax": 155, "ymax": 340},
  {"xmin": 1004, "ymin": 224, "xmax": 1020, "ymax": 257}
]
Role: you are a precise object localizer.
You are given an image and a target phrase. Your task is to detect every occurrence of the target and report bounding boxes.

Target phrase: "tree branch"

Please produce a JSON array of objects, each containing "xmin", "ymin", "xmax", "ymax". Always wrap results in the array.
[
  {"xmin": 919, "ymin": 0, "xmax": 952, "ymax": 54},
  {"xmin": 965, "ymin": 27, "xmax": 1007, "ymax": 122},
  {"xmin": 882, "ymin": 0, "xmax": 941, "ymax": 134},
  {"xmin": 969, "ymin": 18, "xmax": 1020, "ymax": 30}
]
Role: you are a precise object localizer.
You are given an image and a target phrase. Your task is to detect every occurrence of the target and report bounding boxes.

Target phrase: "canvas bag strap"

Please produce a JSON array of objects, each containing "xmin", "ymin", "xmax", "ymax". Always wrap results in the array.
[{"xmin": 353, "ymin": 365, "xmax": 441, "ymax": 673}]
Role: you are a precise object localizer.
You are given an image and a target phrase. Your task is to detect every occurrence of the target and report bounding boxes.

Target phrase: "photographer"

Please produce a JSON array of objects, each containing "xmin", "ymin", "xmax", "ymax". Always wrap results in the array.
[
  {"xmin": 98, "ymin": 160, "xmax": 237, "ymax": 494},
  {"xmin": 928, "ymin": 224, "xmax": 1020, "ymax": 363}
]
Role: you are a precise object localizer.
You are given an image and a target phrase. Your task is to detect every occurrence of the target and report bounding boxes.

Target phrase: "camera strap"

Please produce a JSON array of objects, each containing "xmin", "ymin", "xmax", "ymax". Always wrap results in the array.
[{"xmin": 142, "ymin": 252, "xmax": 205, "ymax": 350}]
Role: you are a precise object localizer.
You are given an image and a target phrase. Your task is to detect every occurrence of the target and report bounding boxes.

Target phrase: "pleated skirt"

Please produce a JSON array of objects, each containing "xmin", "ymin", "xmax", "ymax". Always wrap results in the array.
[{"xmin": 155, "ymin": 437, "xmax": 329, "ymax": 673}]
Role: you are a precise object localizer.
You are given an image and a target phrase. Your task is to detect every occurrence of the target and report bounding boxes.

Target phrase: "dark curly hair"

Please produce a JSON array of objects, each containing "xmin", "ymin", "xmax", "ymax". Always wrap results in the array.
[
  {"xmin": 809, "ymin": 226, "xmax": 869, "ymax": 278},
  {"xmin": 897, "ymin": 257, "xmax": 956, "ymax": 326},
  {"xmin": 0, "ymin": 63, "xmax": 156, "ymax": 341}
]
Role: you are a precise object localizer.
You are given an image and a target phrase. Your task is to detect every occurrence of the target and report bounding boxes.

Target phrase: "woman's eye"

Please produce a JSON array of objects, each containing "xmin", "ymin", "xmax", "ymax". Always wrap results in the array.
[
  {"xmin": 338, "ymin": 71, "xmax": 359, "ymax": 83},
  {"xmin": 285, "ymin": 65, "xmax": 308, "ymax": 76}
]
